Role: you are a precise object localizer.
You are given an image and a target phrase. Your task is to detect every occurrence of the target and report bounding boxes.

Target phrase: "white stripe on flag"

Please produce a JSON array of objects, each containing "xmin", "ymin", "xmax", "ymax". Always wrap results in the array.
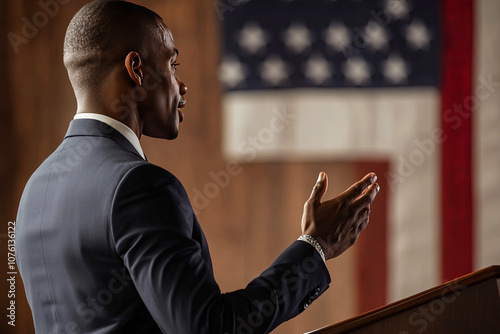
[{"xmin": 475, "ymin": 0, "xmax": 500, "ymax": 269}]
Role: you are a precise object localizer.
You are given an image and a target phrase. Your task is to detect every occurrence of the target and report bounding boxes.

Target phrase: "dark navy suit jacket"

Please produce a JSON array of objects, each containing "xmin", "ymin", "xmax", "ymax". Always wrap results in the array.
[{"xmin": 16, "ymin": 119, "xmax": 331, "ymax": 333}]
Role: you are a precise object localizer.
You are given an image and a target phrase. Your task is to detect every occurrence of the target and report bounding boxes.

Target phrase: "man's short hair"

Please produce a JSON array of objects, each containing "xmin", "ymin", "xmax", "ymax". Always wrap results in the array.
[{"xmin": 63, "ymin": 0, "xmax": 164, "ymax": 92}]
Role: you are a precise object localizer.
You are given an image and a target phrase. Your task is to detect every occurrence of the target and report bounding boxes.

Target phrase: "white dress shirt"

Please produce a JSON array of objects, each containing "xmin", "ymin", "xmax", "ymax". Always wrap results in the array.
[{"xmin": 73, "ymin": 113, "xmax": 145, "ymax": 160}]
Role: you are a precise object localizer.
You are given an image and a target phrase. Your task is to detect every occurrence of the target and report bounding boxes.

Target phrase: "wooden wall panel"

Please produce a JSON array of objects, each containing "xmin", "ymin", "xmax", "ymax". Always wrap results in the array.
[
  {"xmin": 3, "ymin": 1, "xmax": 365, "ymax": 333},
  {"xmin": 1, "ymin": 1, "xmax": 17, "ymax": 334}
]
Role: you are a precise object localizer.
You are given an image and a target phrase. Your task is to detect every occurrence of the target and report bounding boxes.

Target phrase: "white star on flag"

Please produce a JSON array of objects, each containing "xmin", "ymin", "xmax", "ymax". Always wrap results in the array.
[
  {"xmin": 405, "ymin": 20, "xmax": 432, "ymax": 50},
  {"xmin": 304, "ymin": 54, "xmax": 333, "ymax": 85},
  {"xmin": 283, "ymin": 22, "xmax": 313, "ymax": 54},
  {"xmin": 343, "ymin": 57, "xmax": 371, "ymax": 85},
  {"xmin": 381, "ymin": 54, "xmax": 410, "ymax": 84},
  {"xmin": 260, "ymin": 55, "xmax": 290, "ymax": 86},
  {"xmin": 385, "ymin": 0, "xmax": 412, "ymax": 20},
  {"xmin": 219, "ymin": 56, "xmax": 248, "ymax": 89},
  {"xmin": 238, "ymin": 22, "xmax": 270, "ymax": 54},
  {"xmin": 364, "ymin": 21, "xmax": 390, "ymax": 51},
  {"xmin": 324, "ymin": 22, "xmax": 351, "ymax": 52}
]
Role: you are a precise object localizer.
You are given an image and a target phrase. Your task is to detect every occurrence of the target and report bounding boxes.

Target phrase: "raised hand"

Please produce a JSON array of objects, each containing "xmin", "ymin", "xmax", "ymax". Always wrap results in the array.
[{"xmin": 301, "ymin": 172, "xmax": 380, "ymax": 260}]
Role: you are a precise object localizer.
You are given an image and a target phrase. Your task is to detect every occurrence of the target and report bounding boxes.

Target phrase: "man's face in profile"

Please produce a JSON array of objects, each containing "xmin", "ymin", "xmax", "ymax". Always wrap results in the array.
[{"xmin": 140, "ymin": 21, "xmax": 187, "ymax": 140}]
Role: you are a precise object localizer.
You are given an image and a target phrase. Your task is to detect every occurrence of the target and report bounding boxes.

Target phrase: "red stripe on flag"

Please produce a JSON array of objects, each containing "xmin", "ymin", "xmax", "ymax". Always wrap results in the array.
[
  {"xmin": 441, "ymin": 0, "xmax": 474, "ymax": 281},
  {"xmin": 356, "ymin": 162, "xmax": 388, "ymax": 313}
]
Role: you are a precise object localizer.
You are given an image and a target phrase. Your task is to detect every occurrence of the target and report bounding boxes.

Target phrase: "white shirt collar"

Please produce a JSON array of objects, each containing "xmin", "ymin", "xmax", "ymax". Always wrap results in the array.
[{"xmin": 73, "ymin": 113, "xmax": 145, "ymax": 160}]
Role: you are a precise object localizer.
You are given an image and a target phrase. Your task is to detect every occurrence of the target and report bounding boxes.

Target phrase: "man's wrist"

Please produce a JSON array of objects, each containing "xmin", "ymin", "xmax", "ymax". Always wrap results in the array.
[{"xmin": 297, "ymin": 235, "xmax": 326, "ymax": 262}]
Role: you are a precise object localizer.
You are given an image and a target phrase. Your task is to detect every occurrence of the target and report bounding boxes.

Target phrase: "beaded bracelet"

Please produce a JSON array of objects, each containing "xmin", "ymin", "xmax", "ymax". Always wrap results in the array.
[{"xmin": 298, "ymin": 235, "xmax": 326, "ymax": 262}]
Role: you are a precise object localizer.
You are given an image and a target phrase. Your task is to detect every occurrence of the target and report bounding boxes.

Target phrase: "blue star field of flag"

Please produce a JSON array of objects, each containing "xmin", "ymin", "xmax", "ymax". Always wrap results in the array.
[{"xmin": 219, "ymin": 0, "xmax": 440, "ymax": 91}]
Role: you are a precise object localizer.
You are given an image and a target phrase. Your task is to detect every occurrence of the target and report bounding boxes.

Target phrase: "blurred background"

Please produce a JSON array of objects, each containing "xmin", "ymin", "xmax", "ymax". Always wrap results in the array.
[{"xmin": 1, "ymin": 0, "xmax": 499, "ymax": 333}]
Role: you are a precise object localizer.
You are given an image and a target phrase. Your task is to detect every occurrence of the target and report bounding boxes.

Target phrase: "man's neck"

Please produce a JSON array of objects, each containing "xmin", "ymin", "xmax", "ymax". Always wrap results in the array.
[{"xmin": 75, "ymin": 103, "xmax": 142, "ymax": 140}]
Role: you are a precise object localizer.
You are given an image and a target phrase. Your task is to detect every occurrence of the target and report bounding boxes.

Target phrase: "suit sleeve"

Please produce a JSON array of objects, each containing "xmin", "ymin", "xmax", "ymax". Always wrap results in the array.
[{"xmin": 110, "ymin": 164, "xmax": 331, "ymax": 333}]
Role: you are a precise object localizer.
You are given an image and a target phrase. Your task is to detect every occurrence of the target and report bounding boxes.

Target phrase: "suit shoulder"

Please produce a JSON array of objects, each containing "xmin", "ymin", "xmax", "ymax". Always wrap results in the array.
[
  {"xmin": 119, "ymin": 163, "xmax": 179, "ymax": 185},
  {"xmin": 114, "ymin": 163, "xmax": 187, "ymax": 200}
]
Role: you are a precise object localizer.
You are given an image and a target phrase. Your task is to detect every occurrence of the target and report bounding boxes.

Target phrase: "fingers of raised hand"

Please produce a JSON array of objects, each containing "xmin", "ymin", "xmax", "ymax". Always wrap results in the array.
[
  {"xmin": 309, "ymin": 172, "xmax": 328, "ymax": 204},
  {"xmin": 352, "ymin": 182, "xmax": 379, "ymax": 213},
  {"xmin": 341, "ymin": 173, "xmax": 377, "ymax": 203}
]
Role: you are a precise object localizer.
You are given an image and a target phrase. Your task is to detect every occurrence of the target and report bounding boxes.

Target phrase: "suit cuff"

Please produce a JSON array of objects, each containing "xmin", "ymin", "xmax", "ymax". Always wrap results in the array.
[{"xmin": 298, "ymin": 235, "xmax": 326, "ymax": 262}]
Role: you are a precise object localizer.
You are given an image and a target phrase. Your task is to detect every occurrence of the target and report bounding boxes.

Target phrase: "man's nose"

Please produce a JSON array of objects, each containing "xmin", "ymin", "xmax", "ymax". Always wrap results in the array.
[{"xmin": 179, "ymin": 80, "xmax": 187, "ymax": 96}]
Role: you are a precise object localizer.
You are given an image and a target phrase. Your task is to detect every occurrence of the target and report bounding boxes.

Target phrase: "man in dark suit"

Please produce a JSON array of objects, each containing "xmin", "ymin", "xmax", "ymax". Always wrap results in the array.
[{"xmin": 15, "ymin": 1, "xmax": 380, "ymax": 333}]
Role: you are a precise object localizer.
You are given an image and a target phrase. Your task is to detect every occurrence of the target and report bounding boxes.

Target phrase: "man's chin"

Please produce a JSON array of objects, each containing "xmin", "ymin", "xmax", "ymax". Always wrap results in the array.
[
  {"xmin": 142, "ymin": 128, "xmax": 179, "ymax": 140},
  {"xmin": 166, "ymin": 131, "xmax": 179, "ymax": 140}
]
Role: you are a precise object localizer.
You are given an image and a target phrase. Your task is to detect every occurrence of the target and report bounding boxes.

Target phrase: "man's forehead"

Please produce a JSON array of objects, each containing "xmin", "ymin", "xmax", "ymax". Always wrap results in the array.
[{"xmin": 158, "ymin": 22, "xmax": 176, "ymax": 56}]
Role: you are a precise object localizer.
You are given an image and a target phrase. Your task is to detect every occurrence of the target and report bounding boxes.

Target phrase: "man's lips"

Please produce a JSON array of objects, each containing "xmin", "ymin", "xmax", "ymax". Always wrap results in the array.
[
  {"xmin": 178, "ymin": 97, "xmax": 186, "ymax": 123},
  {"xmin": 178, "ymin": 97, "xmax": 186, "ymax": 109},
  {"xmin": 177, "ymin": 97, "xmax": 186, "ymax": 123}
]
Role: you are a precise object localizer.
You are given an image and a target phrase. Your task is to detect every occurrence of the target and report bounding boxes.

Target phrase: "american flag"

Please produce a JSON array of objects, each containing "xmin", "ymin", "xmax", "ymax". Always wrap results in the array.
[{"xmin": 218, "ymin": 0, "xmax": 500, "ymax": 324}]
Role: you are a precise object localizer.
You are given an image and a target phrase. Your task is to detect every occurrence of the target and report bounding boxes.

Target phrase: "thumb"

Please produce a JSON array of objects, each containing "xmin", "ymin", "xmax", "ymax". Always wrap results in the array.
[{"xmin": 309, "ymin": 172, "xmax": 328, "ymax": 203}]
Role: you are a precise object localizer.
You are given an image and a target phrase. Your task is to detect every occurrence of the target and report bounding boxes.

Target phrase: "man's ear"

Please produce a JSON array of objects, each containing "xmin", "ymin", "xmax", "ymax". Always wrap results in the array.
[{"xmin": 125, "ymin": 51, "xmax": 143, "ymax": 86}]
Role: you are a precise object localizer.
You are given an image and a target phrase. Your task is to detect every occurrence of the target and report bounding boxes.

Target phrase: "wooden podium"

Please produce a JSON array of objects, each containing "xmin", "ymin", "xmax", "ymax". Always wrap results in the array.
[{"xmin": 306, "ymin": 266, "xmax": 500, "ymax": 333}]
